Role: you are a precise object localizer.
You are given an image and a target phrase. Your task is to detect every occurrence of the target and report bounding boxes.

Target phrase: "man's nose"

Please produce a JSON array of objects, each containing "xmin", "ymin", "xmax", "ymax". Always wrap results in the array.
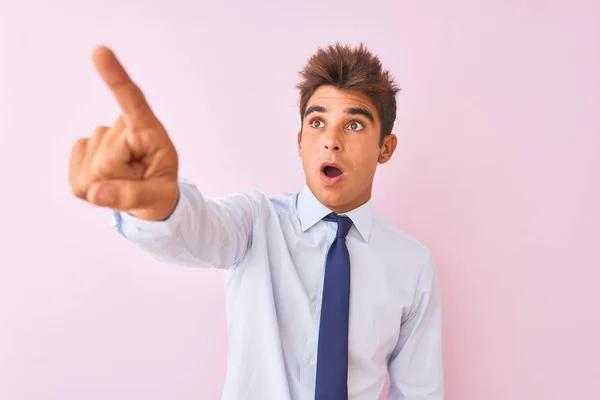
[{"xmin": 323, "ymin": 129, "xmax": 343, "ymax": 152}]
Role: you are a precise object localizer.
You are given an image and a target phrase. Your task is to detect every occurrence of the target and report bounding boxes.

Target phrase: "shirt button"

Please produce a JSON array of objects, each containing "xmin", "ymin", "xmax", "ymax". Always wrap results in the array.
[{"xmin": 308, "ymin": 356, "xmax": 316, "ymax": 365}]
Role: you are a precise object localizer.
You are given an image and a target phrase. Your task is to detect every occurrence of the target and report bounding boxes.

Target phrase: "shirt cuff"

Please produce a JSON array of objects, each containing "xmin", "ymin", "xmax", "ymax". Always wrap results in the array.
[{"xmin": 110, "ymin": 184, "xmax": 186, "ymax": 242}]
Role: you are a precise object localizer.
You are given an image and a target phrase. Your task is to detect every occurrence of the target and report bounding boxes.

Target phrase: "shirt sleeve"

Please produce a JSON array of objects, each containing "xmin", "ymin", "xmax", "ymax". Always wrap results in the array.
[
  {"xmin": 387, "ymin": 252, "xmax": 445, "ymax": 399},
  {"xmin": 110, "ymin": 177, "xmax": 257, "ymax": 269}
]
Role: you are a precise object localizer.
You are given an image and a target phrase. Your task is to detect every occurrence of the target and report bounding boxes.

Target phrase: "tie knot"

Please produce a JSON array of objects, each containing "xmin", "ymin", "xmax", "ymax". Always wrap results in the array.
[{"xmin": 323, "ymin": 213, "xmax": 353, "ymax": 238}]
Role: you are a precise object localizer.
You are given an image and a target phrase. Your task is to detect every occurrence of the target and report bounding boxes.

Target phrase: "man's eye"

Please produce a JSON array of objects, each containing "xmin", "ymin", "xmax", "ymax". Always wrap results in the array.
[
  {"xmin": 311, "ymin": 119, "xmax": 324, "ymax": 128},
  {"xmin": 348, "ymin": 121, "xmax": 364, "ymax": 131}
]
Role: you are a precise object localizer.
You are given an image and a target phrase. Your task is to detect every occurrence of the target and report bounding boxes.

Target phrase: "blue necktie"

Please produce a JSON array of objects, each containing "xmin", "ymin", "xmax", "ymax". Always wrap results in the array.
[{"xmin": 315, "ymin": 212, "xmax": 353, "ymax": 400}]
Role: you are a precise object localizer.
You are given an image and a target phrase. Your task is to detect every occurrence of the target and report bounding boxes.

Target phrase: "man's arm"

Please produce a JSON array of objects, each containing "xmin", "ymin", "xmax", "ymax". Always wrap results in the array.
[
  {"xmin": 68, "ymin": 46, "xmax": 257, "ymax": 268},
  {"xmin": 112, "ymin": 177, "xmax": 256, "ymax": 269},
  {"xmin": 387, "ymin": 252, "xmax": 444, "ymax": 399}
]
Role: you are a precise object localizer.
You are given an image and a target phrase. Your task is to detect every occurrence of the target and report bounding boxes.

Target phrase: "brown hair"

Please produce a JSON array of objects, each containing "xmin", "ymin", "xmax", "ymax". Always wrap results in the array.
[{"xmin": 296, "ymin": 42, "xmax": 400, "ymax": 145}]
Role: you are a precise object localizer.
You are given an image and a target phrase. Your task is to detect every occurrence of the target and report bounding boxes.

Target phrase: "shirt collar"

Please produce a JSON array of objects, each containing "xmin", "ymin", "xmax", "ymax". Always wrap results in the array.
[{"xmin": 296, "ymin": 185, "xmax": 373, "ymax": 242}]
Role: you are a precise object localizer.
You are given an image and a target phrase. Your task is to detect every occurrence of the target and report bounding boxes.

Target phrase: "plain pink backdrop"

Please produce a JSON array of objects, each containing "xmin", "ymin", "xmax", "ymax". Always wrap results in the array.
[{"xmin": 1, "ymin": 1, "xmax": 599, "ymax": 399}]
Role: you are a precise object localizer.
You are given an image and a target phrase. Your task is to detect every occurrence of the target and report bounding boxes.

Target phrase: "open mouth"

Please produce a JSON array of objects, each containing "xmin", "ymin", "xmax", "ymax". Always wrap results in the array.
[
  {"xmin": 323, "ymin": 166, "xmax": 343, "ymax": 178},
  {"xmin": 321, "ymin": 163, "xmax": 343, "ymax": 178}
]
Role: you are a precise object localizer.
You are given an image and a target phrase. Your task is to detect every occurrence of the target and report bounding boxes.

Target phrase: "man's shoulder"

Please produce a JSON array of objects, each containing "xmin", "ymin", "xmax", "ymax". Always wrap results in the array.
[
  {"xmin": 223, "ymin": 188, "xmax": 298, "ymax": 215},
  {"xmin": 371, "ymin": 213, "xmax": 432, "ymax": 260}
]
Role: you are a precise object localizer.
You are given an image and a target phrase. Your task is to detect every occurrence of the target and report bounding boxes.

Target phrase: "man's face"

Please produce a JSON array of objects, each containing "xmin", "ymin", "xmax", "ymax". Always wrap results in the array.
[{"xmin": 297, "ymin": 85, "xmax": 397, "ymax": 213}]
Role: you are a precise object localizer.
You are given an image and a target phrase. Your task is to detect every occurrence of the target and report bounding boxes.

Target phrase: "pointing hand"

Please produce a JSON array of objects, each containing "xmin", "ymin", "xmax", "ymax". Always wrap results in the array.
[{"xmin": 69, "ymin": 46, "xmax": 179, "ymax": 221}]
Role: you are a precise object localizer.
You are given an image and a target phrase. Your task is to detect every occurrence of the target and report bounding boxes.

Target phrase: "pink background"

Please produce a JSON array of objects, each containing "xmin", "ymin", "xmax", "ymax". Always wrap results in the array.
[{"xmin": 1, "ymin": 1, "xmax": 599, "ymax": 399}]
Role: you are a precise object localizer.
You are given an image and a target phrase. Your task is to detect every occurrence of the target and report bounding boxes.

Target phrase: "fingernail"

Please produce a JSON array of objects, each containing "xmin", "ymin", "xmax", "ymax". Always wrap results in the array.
[{"xmin": 97, "ymin": 185, "xmax": 115, "ymax": 205}]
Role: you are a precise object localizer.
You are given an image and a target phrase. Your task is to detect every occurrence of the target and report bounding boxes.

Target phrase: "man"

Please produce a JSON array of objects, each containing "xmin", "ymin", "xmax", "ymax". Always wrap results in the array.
[{"xmin": 69, "ymin": 43, "xmax": 444, "ymax": 399}]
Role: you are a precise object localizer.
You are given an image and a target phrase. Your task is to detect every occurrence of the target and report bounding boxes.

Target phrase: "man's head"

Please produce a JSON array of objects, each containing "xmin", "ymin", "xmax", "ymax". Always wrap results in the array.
[{"xmin": 296, "ymin": 42, "xmax": 400, "ymax": 213}]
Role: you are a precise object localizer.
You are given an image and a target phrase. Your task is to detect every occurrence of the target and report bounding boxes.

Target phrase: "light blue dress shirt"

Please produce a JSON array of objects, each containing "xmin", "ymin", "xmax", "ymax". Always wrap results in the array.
[{"xmin": 111, "ymin": 177, "xmax": 444, "ymax": 399}]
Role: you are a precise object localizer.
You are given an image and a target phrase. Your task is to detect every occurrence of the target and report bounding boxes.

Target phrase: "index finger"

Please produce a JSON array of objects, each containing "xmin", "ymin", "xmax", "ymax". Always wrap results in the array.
[{"xmin": 92, "ymin": 46, "xmax": 158, "ymax": 130}]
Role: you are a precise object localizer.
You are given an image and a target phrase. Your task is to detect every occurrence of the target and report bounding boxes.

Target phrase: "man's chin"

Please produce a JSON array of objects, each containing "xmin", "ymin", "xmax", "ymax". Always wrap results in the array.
[
  {"xmin": 313, "ymin": 186, "xmax": 347, "ymax": 207},
  {"xmin": 307, "ymin": 177, "xmax": 372, "ymax": 213}
]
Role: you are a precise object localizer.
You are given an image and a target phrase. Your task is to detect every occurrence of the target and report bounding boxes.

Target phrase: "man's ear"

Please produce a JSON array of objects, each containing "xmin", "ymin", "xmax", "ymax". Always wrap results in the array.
[
  {"xmin": 297, "ymin": 131, "xmax": 302, "ymax": 155},
  {"xmin": 378, "ymin": 133, "xmax": 398, "ymax": 164}
]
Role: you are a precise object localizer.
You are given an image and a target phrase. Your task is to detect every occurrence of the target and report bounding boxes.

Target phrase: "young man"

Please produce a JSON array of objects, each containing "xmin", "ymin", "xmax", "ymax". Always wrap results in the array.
[{"xmin": 69, "ymin": 43, "xmax": 444, "ymax": 399}]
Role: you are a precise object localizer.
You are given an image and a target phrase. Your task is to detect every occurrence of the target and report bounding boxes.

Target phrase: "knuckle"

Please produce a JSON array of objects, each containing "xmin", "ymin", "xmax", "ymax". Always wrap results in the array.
[
  {"xmin": 88, "ymin": 126, "xmax": 109, "ymax": 149},
  {"xmin": 71, "ymin": 138, "xmax": 88, "ymax": 153},
  {"xmin": 69, "ymin": 173, "xmax": 88, "ymax": 199},
  {"xmin": 70, "ymin": 184, "xmax": 87, "ymax": 199},
  {"xmin": 90, "ymin": 153, "xmax": 113, "ymax": 178},
  {"xmin": 89, "ymin": 157, "xmax": 104, "ymax": 177},
  {"xmin": 93, "ymin": 125, "xmax": 109, "ymax": 137}
]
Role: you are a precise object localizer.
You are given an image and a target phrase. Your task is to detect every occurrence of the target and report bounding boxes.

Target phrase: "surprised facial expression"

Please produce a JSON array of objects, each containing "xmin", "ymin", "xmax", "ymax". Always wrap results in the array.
[{"xmin": 297, "ymin": 85, "xmax": 397, "ymax": 213}]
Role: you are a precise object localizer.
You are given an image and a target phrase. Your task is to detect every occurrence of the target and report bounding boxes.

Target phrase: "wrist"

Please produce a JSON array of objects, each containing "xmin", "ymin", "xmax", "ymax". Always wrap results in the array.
[{"xmin": 127, "ymin": 183, "xmax": 180, "ymax": 221}]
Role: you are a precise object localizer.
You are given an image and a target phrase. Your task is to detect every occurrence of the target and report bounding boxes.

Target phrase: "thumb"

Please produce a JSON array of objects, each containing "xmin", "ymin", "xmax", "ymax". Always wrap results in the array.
[{"xmin": 88, "ymin": 178, "xmax": 178, "ymax": 218}]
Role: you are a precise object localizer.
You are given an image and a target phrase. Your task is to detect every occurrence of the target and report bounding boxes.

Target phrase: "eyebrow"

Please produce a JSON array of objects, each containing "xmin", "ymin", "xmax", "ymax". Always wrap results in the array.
[
  {"xmin": 303, "ymin": 105, "xmax": 375, "ymax": 123},
  {"xmin": 304, "ymin": 105, "xmax": 327, "ymax": 118},
  {"xmin": 345, "ymin": 107, "xmax": 374, "ymax": 123}
]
